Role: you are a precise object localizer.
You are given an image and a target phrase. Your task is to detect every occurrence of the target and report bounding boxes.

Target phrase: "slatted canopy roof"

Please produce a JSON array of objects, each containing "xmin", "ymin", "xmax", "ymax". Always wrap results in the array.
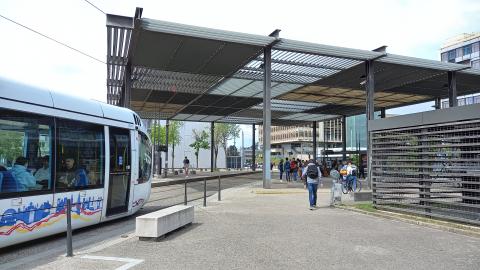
[{"xmin": 106, "ymin": 10, "xmax": 480, "ymax": 125}]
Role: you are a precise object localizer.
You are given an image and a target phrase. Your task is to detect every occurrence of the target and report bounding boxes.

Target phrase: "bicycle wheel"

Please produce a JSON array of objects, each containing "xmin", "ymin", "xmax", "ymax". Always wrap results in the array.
[
  {"xmin": 353, "ymin": 178, "xmax": 362, "ymax": 192},
  {"xmin": 341, "ymin": 182, "xmax": 349, "ymax": 194}
]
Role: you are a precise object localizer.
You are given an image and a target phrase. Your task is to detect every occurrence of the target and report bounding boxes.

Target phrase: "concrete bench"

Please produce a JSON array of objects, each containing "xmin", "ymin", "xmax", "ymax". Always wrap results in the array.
[{"xmin": 136, "ymin": 205, "xmax": 194, "ymax": 241}]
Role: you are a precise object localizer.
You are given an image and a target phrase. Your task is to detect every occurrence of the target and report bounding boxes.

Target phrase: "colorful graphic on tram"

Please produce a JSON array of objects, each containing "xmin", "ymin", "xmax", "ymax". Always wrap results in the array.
[{"xmin": 0, "ymin": 195, "xmax": 102, "ymax": 236}]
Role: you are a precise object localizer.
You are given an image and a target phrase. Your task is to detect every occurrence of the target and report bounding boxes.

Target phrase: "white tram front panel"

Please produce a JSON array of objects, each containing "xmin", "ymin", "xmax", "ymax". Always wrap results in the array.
[{"xmin": 0, "ymin": 79, "xmax": 152, "ymax": 248}]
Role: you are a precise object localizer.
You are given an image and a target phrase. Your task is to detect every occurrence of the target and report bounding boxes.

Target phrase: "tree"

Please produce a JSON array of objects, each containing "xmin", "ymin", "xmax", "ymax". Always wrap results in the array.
[
  {"xmin": 226, "ymin": 145, "xmax": 239, "ymax": 156},
  {"xmin": 149, "ymin": 123, "xmax": 165, "ymax": 146},
  {"xmin": 168, "ymin": 121, "xmax": 183, "ymax": 171},
  {"xmin": 149, "ymin": 121, "xmax": 183, "ymax": 171},
  {"xmin": 189, "ymin": 129, "xmax": 210, "ymax": 169},
  {"xmin": 213, "ymin": 123, "xmax": 240, "ymax": 168}
]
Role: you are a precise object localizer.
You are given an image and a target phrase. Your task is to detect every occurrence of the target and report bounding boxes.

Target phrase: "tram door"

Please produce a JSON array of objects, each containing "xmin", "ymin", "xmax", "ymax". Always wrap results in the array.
[{"xmin": 106, "ymin": 127, "xmax": 131, "ymax": 216}]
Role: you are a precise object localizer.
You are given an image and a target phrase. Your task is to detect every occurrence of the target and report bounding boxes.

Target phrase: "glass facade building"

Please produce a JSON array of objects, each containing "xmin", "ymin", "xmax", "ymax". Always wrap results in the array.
[
  {"xmin": 440, "ymin": 33, "xmax": 480, "ymax": 108},
  {"xmin": 346, "ymin": 114, "xmax": 367, "ymax": 150}
]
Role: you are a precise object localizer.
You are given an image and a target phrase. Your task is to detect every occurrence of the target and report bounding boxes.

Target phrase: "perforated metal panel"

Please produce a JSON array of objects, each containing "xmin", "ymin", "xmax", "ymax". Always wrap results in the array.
[{"xmin": 371, "ymin": 119, "xmax": 480, "ymax": 225}]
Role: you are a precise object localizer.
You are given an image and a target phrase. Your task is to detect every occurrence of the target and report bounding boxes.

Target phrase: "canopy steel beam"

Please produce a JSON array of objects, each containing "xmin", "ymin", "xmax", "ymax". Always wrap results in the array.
[
  {"xmin": 263, "ymin": 46, "xmax": 272, "ymax": 189},
  {"xmin": 255, "ymin": 57, "xmax": 344, "ymax": 71},
  {"xmin": 240, "ymin": 66, "xmax": 325, "ymax": 79}
]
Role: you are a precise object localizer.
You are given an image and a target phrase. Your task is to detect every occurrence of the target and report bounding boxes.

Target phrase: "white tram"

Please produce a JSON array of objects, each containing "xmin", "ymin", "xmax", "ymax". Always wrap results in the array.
[{"xmin": 0, "ymin": 78, "xmax": 152, "ymax": 248}]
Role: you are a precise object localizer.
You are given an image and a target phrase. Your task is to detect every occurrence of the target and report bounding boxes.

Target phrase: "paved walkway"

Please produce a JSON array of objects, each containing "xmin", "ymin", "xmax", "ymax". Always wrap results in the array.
[{"xmin": 33, "ymin": 183, "xmax": 479, "ymax": 270}]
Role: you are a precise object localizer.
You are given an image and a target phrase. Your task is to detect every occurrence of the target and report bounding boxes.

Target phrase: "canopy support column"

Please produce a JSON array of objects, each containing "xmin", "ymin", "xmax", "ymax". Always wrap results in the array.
[
  {"xmin": 434, "ymin": 97, "xmax": 442, "ymax": 110},
  {"xmin": 211, "ymin": 122, "xmax": 214, "ymax": 172},
  {"xmin": 252, "ymin": 124, "xmax": 256, "ymax": 171},
  {"xmin": 365, "ymin": 60, "xmax": 375, "ymax": 190},
  {"xmin": 342, "ymin": 116, "xmax": 347, "ymax": 161},
  {"xmin": 312, "ymin": 121, "xmax": 317, "ymax": 162},
  {"xmin": 448, "ymin": 71, "xmax": 457, "ymax": 107},
  {"xmin": 323, "ymin": 121, "xmax": 327, "ymax": 165},
  {"xmin": 263, "ymin": 46, "xmax": 272, "ymax": 189},
  {"xmin": 380, "ymin": 108, "xmax": 386, "ymax": 118},
  {"xmin": 164, "ymin": 120, "xmax": 169, "ymax": 178}
]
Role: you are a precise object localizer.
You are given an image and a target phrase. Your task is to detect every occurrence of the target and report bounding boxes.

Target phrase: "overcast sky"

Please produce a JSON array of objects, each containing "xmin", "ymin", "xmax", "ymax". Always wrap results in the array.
[{"xmin": 1, "ymin": 0, "xmax": 479, "ymax": 145}]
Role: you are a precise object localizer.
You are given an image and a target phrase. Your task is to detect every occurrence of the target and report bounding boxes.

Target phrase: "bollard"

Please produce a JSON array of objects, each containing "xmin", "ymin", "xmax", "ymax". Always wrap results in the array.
[
  {"xmin": 203, "ymin": 178, "xmax": 207, "ymax": 207},
  {"xmin": 184, "ymin": 178, "xmax": 187, "ymax": 205},
  {"xmin": 218, "ymin": 176, "xmax": 221, "ymax": 201},
  {"xmin": 66, "ymin": 198, "xmax": 73, "ymax": 257}
]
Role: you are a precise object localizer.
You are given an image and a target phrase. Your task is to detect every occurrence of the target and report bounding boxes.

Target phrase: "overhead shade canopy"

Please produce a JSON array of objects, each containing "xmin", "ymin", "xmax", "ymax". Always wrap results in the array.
[
  {"xmin": 132, "ymin": 18, "xmax": 274, "ymax": 75},
  {"xmin": 106, "ymin": 12, "xmax": 480, "ymax": 125}
]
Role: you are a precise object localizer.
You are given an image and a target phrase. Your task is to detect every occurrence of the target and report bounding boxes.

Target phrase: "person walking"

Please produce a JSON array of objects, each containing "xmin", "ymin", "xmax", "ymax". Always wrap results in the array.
[
  {"xmin": 183, "ymin": 156, "xmax": 190, "ymax": 178},
  {"xmin": 302, "ymin": 159, "xmax": 322, "ymax": 210},
  {"xmin": 302, "ymin": 160, "xmax": 309, "ymax": 189},
  {"xmin": 278, "ymin": 160, "xmax": 284, "ymax": 181},
  {"xmin": 297, "ymin": 159, "xmax": 303, "ymax": 182},
  {"xmin": 284, "ymin": 157, "xmax": 291, "ymax": 182},
  {"xmin": 291, "ymin": 159, "xmax": 297, "ymax": 181}
]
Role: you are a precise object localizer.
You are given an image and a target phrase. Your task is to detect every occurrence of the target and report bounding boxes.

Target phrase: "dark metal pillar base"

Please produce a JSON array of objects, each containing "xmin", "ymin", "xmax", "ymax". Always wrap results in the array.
[{"xmin": 448, "ymin": 71, "xmax": 457, "ymax": 107}]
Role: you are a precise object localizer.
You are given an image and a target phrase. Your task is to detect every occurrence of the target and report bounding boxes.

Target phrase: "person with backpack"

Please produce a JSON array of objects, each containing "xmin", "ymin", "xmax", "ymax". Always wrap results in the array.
[
  {"xmin": 284, "ymin": 158, "xmax": 291, "ymax": 182},
  {"xmin": 290, "ymin": 159, "xmax": 297, "ymax": 181},
  {"xmin": 183, "ymin": 156, "xmax": 190, "ymax": 178},
  {"xmin": 278, "ymin": 160, "xmax": 284, "ymax": 181},
  {"xmin": 302, "ymin": 159, "xmax": 322, "ymax": 210}
]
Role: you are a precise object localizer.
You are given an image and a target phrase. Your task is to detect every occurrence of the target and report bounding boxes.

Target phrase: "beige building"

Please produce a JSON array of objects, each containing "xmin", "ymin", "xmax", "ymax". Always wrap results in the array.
[{"xmin": 258, "ymin": 118, "xmax": 343, "ymax": 160}]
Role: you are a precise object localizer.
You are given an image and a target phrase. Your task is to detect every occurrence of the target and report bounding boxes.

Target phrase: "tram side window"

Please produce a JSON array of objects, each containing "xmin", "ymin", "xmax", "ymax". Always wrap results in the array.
[
  {"xmin": 0, "ymin": 109, "xmax": 53, "ymax": 197},
  {"xmin": 138, "ymin": 132, "xmax": 152, "ymax": 184},
  {"xmin": 56, "ymin": 119, "xmax": 104, "ymax": 191}
]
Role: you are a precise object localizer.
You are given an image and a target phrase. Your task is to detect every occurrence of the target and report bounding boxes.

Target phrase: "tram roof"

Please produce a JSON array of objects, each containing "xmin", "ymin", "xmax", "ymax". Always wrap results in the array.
[
  {"xmin": 0, "ymin": 77, "xmax": 137, "ymax": 125},
  {"xmin": 106, "ymin": 10, "xmax": 480, "ymax": 125}
]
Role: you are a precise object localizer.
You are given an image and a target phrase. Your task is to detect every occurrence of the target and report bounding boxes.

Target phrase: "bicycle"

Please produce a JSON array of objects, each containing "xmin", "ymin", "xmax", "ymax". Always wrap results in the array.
[{"xmin": 341, "ymin": 175, "xmax": 362, "ymax": 194}]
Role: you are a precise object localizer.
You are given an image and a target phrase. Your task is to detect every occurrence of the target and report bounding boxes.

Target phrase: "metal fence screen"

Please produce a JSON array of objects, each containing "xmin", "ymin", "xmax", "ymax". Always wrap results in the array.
[{"xmin": 371, "ymin": 119, "xmax": 480, "ymax": 225}]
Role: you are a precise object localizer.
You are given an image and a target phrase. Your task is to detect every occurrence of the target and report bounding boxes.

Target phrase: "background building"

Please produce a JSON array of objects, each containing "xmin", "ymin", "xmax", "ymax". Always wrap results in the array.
[
  {"xmin": 440, "ymin": 33, "xmax": 480, "ymax": 108},
  {"xmin": 258, "ymin": 119, "xmax": 343, "ymax": 161}
]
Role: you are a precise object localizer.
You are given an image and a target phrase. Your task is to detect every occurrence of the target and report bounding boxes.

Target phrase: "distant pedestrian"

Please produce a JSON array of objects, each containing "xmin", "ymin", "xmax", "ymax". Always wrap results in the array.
[
  {"xmin": 284, "ymin": 158, "xmax": 291, "ymax": 182},
  {"xmin": 359, "ymin": 163, "xmax": 365, "ymax": 179},
  {"xmin": 183, "ymin": 156, "xmax": 190, "ymax": 178},
  {"xmin": 297, "ymin": 159, "xmax": 302, "ymax": 181},
  {"xmin": 278, "ymin": 160, "xmax": 284, "ymax": 181},
  {"xmin": 290, "ymin": 159, "xmax": 297, "ymax": 181},
  {"xmin": 302, "ymin": 159, "xmax": 322, "ymax": 210},
  {"xmin": 331, "ymin": 160, "xmax": 338, "ymax": 172},
  {"xmin": 302, "ymin": 160, "xmax": 309, "ymax": 189}
]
